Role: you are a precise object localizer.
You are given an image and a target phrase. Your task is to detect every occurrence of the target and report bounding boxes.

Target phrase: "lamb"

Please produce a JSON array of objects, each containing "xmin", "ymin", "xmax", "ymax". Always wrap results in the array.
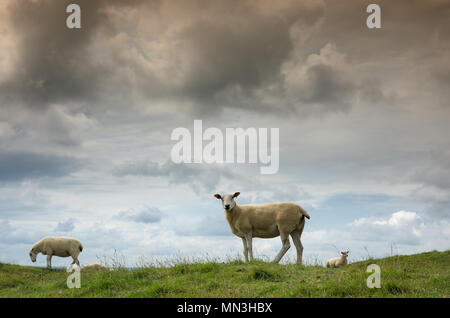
[
  {"xmin": 29, "ymin": 236, "xmax": 83, "ymax": 269},
  {"xmin": 214, "ymin": 192, "xmax": 310, "ymax": 264},
  {"xmin": 326, "ymin": 251, "xmax": 349, "ymax": 268}
]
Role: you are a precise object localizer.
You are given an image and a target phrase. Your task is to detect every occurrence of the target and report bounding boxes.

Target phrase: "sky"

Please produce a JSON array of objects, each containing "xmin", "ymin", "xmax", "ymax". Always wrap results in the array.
[{"xmin": 0, "ymin": 0, "xmax": 449, "ymax": 267}]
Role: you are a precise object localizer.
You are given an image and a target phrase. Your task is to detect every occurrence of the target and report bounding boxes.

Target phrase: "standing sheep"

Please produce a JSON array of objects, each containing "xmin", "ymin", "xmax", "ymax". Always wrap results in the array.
[
  {"xmin": 29, "ymin": 236, "xmax": 83, "ymax": 269},
  {"xmin": 326, "ymin": 251, "xmax": 349, "ymax": 268},
  {"xmin": 214, "ymin": 192, "xmax": 310, "ymax": 264}
]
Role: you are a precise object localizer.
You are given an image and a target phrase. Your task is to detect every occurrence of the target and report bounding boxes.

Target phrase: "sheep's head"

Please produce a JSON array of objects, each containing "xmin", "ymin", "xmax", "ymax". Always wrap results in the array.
[
  {"xmin": 341, "ymin": 251, "xmax": 349, "ymax": 258},
  {"xmin": 214, "ymin": 192, "xmax": 240, "ymax": 211},
  {"xmin": 29, "ymin": 248, "xmax": 38, "ymax": 262}
]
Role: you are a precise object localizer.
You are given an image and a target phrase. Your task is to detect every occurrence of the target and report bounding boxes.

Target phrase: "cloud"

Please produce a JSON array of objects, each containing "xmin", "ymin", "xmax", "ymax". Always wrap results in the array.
[
  {"xmin": 0, "ymin": 104, "xmax": 96, "ymax": 153},
  {"xmin": 113, "ymin": 160, "xmax": 237, "ymax": 194},
  {"xmin": 410, "ymin": 149, "xmax": 450, "ymax": 190},
  {"xmin": 301, "ymin": 210, "xmax": 450, "ymax": 261},
  {"xmin": 98, "ymin": 0, "xmax": 325, "ymax": 113},
  {"xmin": 0, "ymin": 0, "xmax": 449, "ymax": 267},
  {"xmin": 0, "ymin": 220, "xmax": 41, "ymax": 245},
  {"xmin": 115, "ymin": 206, "xmax": 163, "ymax": 224},
  {"xmin": 282, "ymin": 43, "xmax": 355, "ymax": 112},
  {"xmin": 54, "ymin": 218, "xmax": 76, "ymax": 232},
  {"xmin": 0, "ymin": 0, "xmax": 139, "ymax": 109},
  {"xmin": 0, "ymin": 151, "xmax": 79, "ymax": 183},
  {"xmin": 0, "ymin": 0, "xmax": 325, "ymax": 114},
  {"xmin": 349, "ymin": 211, "xmax": 426, "ymax": 245},
  {"xmin": 1, "ymin": 0, "xmax": 449, "ymax": 118}
]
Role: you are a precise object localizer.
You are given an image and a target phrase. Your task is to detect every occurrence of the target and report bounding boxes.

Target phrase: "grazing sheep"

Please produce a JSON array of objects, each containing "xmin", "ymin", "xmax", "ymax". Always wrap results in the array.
[
  {"xmin": 214, "ymin": 192, "xmax": 310, "ymax": 264},
  {"xmin": 29, "ymin": 236, "xmax": 83, "ymax": 269},
  {"xmin": 326, "ymin": 251, "xmax": 349, "ymax": 268},
  {"xmin": 82, "ymin": 263, "xmax": 108, "ymax": 271}
]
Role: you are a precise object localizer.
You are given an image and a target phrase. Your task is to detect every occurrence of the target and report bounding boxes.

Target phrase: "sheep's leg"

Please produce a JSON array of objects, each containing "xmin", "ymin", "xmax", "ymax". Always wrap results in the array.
[
  {"xmin": 273, "ymin": 232, "xmax": 290, "ymax": 264},
  {"xmin": 245, "ymin": 233, "xmax": 254, "ymax": 261},
  {"xmin": 46, "ymin": 255, "xmax": 52, "ymax": 269},
  {"xmin": 241, "ymin": 237, "xmax": 249, "ymax": 262},
  {"xmin": 71, "ymin": 257, "xmax": 80, "ymax": 266},
  {"xmin": 290, "ymin": 230, "xmax": 304, "ymax": 265}
]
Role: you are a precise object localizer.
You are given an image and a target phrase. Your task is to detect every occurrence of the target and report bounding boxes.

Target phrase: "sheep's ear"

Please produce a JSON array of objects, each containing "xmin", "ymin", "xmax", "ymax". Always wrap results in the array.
[
  {"xmin": 214, "ymin": 194, "xmax": 222, "ymax": 199},
  {"xmin": 233, "ymin": 192, "xmax": 240, "ymax": 198}
]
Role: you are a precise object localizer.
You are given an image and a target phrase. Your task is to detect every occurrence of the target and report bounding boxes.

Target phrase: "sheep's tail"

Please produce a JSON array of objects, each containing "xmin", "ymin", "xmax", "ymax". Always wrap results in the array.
[
  {"xmin": 298, "ymin": 206, "xmax": 310, "ymax": 219},
  {"xmin": 79, "ymin": 243, "xmax": 83, "ymax": 252}
]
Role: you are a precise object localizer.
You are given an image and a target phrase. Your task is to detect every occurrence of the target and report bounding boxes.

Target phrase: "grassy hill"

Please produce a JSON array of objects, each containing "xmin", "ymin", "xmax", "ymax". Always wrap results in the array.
[{"xmin": 0, "ymin": 250, "xmax": 448, "ymax": 297}]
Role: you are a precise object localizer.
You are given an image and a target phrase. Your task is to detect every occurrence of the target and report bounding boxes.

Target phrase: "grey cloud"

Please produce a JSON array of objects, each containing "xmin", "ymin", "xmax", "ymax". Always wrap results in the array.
[
  {"xmin": 281, "ymin": 42, "xmax": 389, "ymax": 116},
  {"xmin": 1, "ymin": 0, "xmax": 449, "ymax": 119},
  {"xmin": 103, "ymin": 0, "xmax": 325, "ymax": 112},
  {"xmin": 411, "ymin": 150, "xmax": 450, "ymax": 190},
  {"xmin": 115, "ymin": 206, "xmax": 163, "ymax": 224},
  {"xmin": 1, "ymin": 0, "xmax": 148, "ymax": 108},
  {"xmin": 299, "ymin": 64, "xmax": 354, "ymax": 105},
  {"xmin": 113, "ymin": 158, "xmax": 313, "ymax": 205},
  {"xmin": 2, "ymin": 0, "xmax": 106, "ymax": 108},
  {"xmin": 0, "ymin": 105, "xmax": 96, "ymax": 152},
  {"xmin": 314, "ymin": 0, "xmax": 450, "ymax": 63},
  {"xmin": 1, "ymin": 0, "xmax": 325, "ymax": 114},
  {"xmin": 0, "ymin": 151, "xmax": 79, "ymax": 182},
  {"xmin": 113, "ymin": 160, "xmax": 236, "ymax": 194}
]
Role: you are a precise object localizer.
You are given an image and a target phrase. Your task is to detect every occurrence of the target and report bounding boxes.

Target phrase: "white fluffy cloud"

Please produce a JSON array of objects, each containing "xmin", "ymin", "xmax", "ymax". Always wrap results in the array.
[{"xmin": 349, "ymin": 211, "xmax": 425, "ymax": 245}]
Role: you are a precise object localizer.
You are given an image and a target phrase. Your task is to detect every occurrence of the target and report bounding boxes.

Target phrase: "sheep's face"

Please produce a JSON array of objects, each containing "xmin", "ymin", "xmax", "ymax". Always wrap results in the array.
[
  {"xmin": 214, "ymin": 192, "xmax": 240, "ymax": 211},
  {"xmin": 29, "ymin": 249, "xmax": 38, "ymax": 262},
  {"xmin": 341, "ymin": 251, "xmax": 349, "ymax": 258}
]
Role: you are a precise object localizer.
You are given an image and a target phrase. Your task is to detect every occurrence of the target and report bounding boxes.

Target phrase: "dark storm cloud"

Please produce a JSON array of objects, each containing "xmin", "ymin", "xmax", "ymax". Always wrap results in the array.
[
  {"xmin": 1, "ymin": 0, "xmax": 325, "ymax": 113},
  {"xmin": 281, "ymin": 0, "xmax": 450, "ymax": 113},
  {"xmin": 0, "ymin": 151, "xmax": 79, "ymax": 182},
  {"xmin": 2, "ymin": 0, "xmax": 107, "ymax": 108},
  {"xmin": 160, "ymin": 1, "xmax": 323, "ymax": 103},
  {"xmin": 2, "ymin": 0, "xmax": 449, "ymax": 117},
  {"xmin": 282, "ymin": 51, "xmax": 358, "ymax": 113},
  {"xmin": 298, "ymin": 64, "xmax": 354, "ymax": 105},
  {"xmin": 1, "ymin": 0, "xmax": 146, "ymax": 109},
  {"xmin": 315, "ymin": 0, "xmax": 450, "ymax": 62}
]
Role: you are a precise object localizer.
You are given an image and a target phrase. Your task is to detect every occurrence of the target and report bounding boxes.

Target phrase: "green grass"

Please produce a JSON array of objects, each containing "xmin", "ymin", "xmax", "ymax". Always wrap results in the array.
[{"xmin": 0, "ymin": 250, "xmax": 448, "ymax": 297}]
